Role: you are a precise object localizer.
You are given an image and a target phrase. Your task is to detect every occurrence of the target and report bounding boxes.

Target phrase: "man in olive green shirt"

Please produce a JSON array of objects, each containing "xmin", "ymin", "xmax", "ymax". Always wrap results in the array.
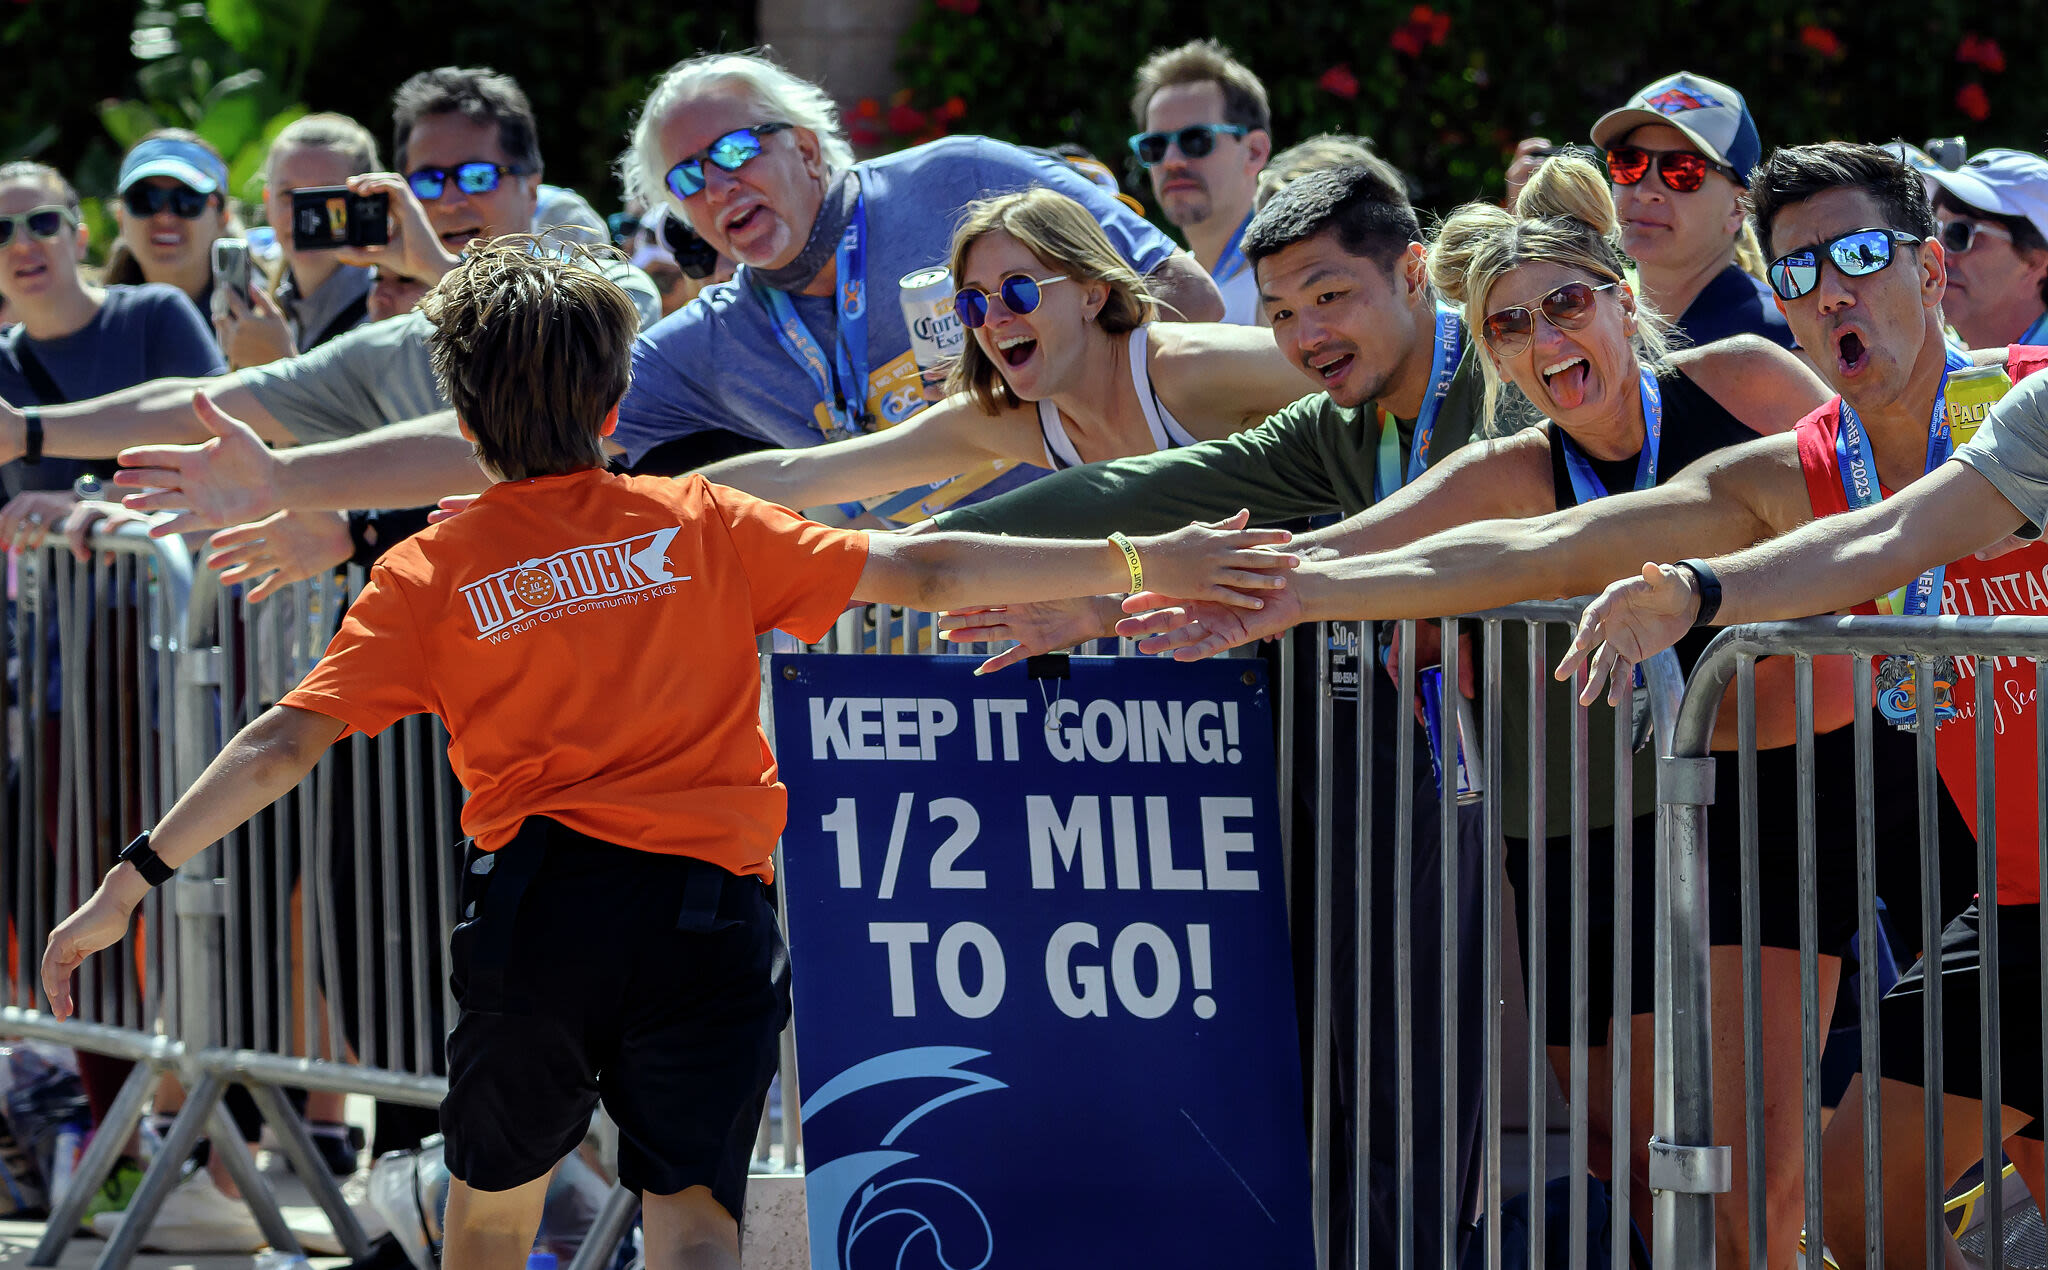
[{"xmin": 939, "ymin": 158, "xmax": 1491, "ymax": 1268}]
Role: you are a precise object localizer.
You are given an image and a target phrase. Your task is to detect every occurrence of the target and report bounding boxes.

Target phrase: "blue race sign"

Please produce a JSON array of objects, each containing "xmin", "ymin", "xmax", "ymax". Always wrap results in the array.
[{"xmin": 770, "ymin": 653, "xmax": 1312, "ymax": 1270}]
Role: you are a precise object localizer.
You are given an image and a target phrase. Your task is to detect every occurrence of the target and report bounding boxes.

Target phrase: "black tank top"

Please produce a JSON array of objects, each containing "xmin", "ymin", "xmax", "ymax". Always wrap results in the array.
[{"xmin": 1533, "ymin": 366, "xmax": 1975, "ymax": 937}]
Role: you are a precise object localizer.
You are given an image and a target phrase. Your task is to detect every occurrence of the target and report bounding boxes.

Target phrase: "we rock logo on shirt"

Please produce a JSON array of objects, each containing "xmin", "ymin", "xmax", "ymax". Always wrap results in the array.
[{"xmin": 460, "ymin": 528, "xmax": 687, "ymax": 642}]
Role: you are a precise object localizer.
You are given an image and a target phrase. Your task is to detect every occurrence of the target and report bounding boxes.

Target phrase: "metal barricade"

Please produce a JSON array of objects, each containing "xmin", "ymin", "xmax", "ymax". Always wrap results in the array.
[
  {"xmin": 1671, "ymin": 614, "xmax": 2048, "ymax": 1270},
  {"xmin": 1, "ymin": 527, "xmax": 206, "ymax": 1266},
  {"xmin": 1287, "ymin": 604, "xmax": 1697, "ymax": 1270}
]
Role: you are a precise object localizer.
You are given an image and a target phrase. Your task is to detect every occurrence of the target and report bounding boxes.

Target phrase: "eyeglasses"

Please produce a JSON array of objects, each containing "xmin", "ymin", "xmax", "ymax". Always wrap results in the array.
[
  {"xmin": 1767, "ymin": 228, "xmax": 1923, "ymax": 301},
  {"xmin": 0, "ymin": 205, "xmax": 79, "ymax": 248},
  {"xmin": 1480, "ymin": 280, "xmax": 1617, "ymax": 356},
  {"xmin": 406, "ymin": 162, "xmax": 533, "ymax": 202},
  {"xmin": 664, "ymin": 123, "xmax": 794, "ymax": 200},
  {"xmin": 121, "ymin": 184, "xmax": 212, "ymax": 219},
  {"xmin": 1938, "ymin": 217, "xmax": 2015, "ymax": 255},
  {"xmin": 954, "ymin": 273, "xmax": 1069, "ymax": 328},
  {"xmin": 1605, "ymin": 145, "xmax": 1738, "ymax": 194},
  {"xmin": 1127, "ymin": 124, "xmax": 1250, "ymax": 168}
]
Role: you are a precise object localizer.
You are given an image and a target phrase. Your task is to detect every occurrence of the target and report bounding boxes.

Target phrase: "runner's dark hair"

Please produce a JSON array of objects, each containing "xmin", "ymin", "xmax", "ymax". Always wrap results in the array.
[
  {"xmin": 1242, "ymin": 159, "xmax": 1419, "ymax": 274},
  {"xmin": 392, "ymin": 67, "xmax": 542, "ymax": 175},
  {"xmin": 1749, "ymin": 142, "xmax": 1937, "ymax": 259}
]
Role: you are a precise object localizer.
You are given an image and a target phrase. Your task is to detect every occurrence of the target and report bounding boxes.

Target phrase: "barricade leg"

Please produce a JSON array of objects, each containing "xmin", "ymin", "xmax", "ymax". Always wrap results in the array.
[
  {"xmin": 245, "ymin": 1079, "xmax": 373, "ymax": 1260},
  {"xmin": 94, "ymin": 1071, "xmax": 229, "ymax": 1270},
  {"xmin": 30, "ymin": 1059, "xmax": 163, "ymax": 1266},
  {"xmin": 567, "ymin": 1184, "xmax": 641, "ymax": 1270},
  {"xmin": 203, "ymin": 1095, "xmax": 301, "ymax": 1255}
]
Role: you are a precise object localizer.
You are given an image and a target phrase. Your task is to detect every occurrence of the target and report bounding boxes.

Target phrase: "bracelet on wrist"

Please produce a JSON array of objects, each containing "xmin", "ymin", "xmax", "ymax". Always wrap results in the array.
[
  {"xmin": 1676, "ymin": 558, "xmax": 1724, "ymax": 629},
  {"xmin": 1107, "ymin": 531, "xmax": 1143, "ymax": 593}
]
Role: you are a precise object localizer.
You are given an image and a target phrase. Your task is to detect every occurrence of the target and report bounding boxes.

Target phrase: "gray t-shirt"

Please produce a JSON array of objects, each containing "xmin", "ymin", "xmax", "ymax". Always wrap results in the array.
[
  {"xmin": 1953, "ymin": 370, "xmax": 2048, "ymax": 536},
  {"xmin": 243, "ymin": 255, "xmax": 662, "ymax": 444}
]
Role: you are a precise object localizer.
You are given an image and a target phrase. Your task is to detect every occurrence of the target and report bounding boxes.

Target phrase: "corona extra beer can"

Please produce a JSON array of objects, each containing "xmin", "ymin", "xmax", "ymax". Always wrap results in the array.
[{"xmin": 900, "ymin": 267, "xmax": 965, "ymax": 373}]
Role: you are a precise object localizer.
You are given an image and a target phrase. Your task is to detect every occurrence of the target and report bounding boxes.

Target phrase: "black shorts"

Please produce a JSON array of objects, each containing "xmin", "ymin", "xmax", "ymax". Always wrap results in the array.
[
  {"xmin": 1878, "ymin": 902, "xmax": 2046, "ymax": 1140},
  {"xmin": 443, "ymin": 817, "xmax": 791, "ymax": 1207}
]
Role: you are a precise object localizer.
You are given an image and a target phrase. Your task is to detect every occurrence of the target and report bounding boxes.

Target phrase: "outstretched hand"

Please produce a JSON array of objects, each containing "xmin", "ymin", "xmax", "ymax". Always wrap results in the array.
[
  {"xmin": 115, "ymin": 391, "xmax": 283, "ymax": 537},
  {"xmin": 206, "ymin": 509, "xmax": 353, "ymax": 602},
  {"xmin": 941, "ymin": 594, "xmax": 1120, "ymax": 675},
  {"xmin": 1130, "ymin": 510, "xmax": 1297, "ymax": 608},
  {"xmin": 1114, "ymin": 584, "xmax": 1306, "ymax": 661},
  {"xmin": 42, "ymin": 873, "xmax": 145, "ymax": 1021},
  {"xmin": 1555, "ymin": 562, "xmax": 1701, "ymax": 706}
]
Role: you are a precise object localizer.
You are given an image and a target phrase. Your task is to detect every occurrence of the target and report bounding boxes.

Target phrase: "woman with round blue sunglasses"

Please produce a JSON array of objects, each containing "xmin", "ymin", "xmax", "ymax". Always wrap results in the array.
[{"xmin": 696, "ymin": 188, "xmax": 1304, "ymax": 516}]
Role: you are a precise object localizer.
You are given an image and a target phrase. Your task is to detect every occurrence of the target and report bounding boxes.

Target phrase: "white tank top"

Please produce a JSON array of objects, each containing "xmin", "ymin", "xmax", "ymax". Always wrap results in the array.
[{"xmin": 1035, "ymin": 325, "xmax": 1201, "ymax": 470}]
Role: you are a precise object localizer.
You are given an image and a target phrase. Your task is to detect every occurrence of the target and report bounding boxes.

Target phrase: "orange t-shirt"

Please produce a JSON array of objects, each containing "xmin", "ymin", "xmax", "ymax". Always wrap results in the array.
[{"xmin": 280, "ymin": 468, "xmax": 869, "ymax": 878}]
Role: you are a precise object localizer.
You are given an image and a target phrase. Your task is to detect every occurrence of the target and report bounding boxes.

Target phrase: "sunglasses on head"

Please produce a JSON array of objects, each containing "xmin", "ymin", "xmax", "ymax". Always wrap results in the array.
[
  {"xmin": 1480, "ymin": 280, "xmax": 1617, "ymax": 356},
  {"xmin": 1767, "ymin": 227, "xmax": 1922, "ymax": 301},
  {"xmin": 121, "ymin": 184, "xmax": 211, "ymax": 219},
  {"xmin": 0, "ymin": 205, "xmax": 79, "ymax": 248},
  {"xmin": 406, "ymin": 162, "xmax": 532, "ymax": 202},
  {"xmin": 954, "ymin": 273, "xmax": 1069, "ymax": 328},
  {"xmin": 1605, "ymin": 145, "xmax": 1737, "ymax": 194},
  {"xmin": 664, "ymin": 123, "xmax": 794, "ymax": 201},
  {"xmin": 1938, "ymin": 217, "xmax": 2014, "ymax": 255},
  {"xmin": 1127, "ymin": 124, "xmax": 1250, "ymax": 168}
]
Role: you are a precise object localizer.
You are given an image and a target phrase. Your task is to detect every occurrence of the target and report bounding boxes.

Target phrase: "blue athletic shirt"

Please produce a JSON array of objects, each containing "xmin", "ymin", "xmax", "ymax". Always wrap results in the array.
[
  {"xmin": 1676, "ymin": 263, "xmax": 1795, "ymax": 351},
  {"xmin": 614, "ymin": 136, "xmax": 1180, "ymax": 517}
]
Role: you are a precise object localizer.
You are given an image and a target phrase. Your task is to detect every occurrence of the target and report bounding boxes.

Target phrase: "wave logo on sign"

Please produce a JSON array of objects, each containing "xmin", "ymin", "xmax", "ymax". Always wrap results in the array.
[{"xmin": 802, "ymin": 1046, "xmax": 1003, "ymax": 1270}]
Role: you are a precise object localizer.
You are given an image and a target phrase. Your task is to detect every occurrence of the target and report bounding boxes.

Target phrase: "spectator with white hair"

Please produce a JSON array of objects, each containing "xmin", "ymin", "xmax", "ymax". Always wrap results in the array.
[{"xmin": 612, "ymin": 48, "xmax": 1222, "ymax": 496}]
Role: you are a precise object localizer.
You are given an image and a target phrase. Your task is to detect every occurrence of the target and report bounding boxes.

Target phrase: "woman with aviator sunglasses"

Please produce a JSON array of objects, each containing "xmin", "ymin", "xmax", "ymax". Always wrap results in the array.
[
  {"xmin": 1116, "ymin": 153, "xmax": 1850, "ymax": 1260},
  {"xmin": 105, "ymin": 131, "xmax": 239, "ymax": 317},
  {"xmin": 695, "ymin": 187, "xmax": 1304, "ymax": 518}
]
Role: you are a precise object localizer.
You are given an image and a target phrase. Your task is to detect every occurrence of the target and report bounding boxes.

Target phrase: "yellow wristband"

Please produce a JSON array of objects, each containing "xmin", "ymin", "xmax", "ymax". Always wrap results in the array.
[{"xmin": 1108, "ymin": 531, "xmax": 1143, "ymax": 593}]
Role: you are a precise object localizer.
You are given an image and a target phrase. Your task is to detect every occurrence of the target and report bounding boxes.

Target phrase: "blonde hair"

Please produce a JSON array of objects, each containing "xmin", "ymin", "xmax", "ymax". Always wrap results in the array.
[
  {"xmin": 264, "ymin": 113, "xmax": 381, "ymax": 184},
  {"xmin": 943, "ymin": 188, "xmax": 1157, "ymax": 416},
  {"xmin": 1732, "ymin": 218, "xmax": 1767, "ymax": 282},
  {"xmin": 1429, "ymin": 152, "xmax": 1672, "ymax": 427}
]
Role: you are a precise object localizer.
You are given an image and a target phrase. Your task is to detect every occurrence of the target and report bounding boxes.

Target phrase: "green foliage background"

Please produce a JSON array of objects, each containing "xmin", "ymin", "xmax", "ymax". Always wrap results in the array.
[
  {"xmin": 892, "ymin": 0, "xmax": 2043, "ymax": 209},
  {"xmin": 3, "ymin": 0, "xmax": 2043, "ymax": 258}
]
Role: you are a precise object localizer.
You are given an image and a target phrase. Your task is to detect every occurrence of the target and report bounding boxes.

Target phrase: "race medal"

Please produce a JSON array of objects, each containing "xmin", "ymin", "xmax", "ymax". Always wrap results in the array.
[{"xmin": 1875, "ymin": 653, "xmax": 1959, "ymax": 731}]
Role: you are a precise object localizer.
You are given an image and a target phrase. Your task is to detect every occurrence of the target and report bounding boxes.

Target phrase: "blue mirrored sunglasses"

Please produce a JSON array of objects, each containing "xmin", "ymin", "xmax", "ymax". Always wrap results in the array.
[
  {"xmin": 664, "ymin": 123, "xmax": 795, "ymax": 200},
  {"xmin": 406, "ymin": 162, "xmax": 532, "ymax": 202},
  {"xmin": 1767, "ymin": 227, "xmax": 1922, "ymax": 301},
  {"xmin": 953, "ymin": 274, "xmax": 1069, "ymax": 328}
]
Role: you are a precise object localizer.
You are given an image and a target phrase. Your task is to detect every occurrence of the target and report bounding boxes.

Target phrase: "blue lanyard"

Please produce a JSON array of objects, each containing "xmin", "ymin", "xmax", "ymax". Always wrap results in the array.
[
  {"xmin": 1558, "ymin": 367, "xmax": 1664, "ymax": 506},
  {"xmin": 1371, "ymin": 309, "xmax": 1467, "ymax": 502},
  {"xmin": 2020, "ymin": 311, "xmax": 2048, "ymax": 347},
  {"xmin": 1211, "ymin": 210, "xmax": 1254, "ymax": 285},
  {"xmin": 1836, "ymin": 346, "xmax": 1972, "ymax": 617},
  {"xmin": 757, "ymin": 194, "xmax": 871, "ymax": 440}
]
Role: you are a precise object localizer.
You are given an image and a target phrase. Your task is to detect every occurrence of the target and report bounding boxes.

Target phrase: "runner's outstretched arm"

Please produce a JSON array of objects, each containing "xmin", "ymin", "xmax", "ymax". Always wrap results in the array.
[{"xmin": 1560, "ymin": 459, "xmax": 2027, "ymax": 704}]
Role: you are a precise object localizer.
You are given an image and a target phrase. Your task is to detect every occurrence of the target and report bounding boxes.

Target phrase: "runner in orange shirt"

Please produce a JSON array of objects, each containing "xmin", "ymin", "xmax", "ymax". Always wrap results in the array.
[{"xmin": 35, "ymin": 236, "xmax": 1295, "ymax": 1270}]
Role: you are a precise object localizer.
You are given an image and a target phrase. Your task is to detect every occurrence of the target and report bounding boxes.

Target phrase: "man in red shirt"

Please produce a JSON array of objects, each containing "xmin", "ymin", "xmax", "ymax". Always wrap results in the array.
[{"xmin": 35, "ymin": 237, "xmax": 1295, "ymax": 1270}]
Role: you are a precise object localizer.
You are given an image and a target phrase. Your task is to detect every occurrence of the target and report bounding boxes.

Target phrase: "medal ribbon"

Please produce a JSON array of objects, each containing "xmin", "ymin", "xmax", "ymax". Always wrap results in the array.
[
  {"xmin": 1557, "ymin": 367, "xmax": 1664, "ymax": 505},
  {"xmin": 2019, "ymin": 311, "xmax": 2048, "ymax": 348},
  {"xmin": 1835, "ymin": 345, "xmax": 1971, "ymax": 617},
  {"xmin": 758, "ymin": 193, "xmax": 871, "ymax": 441},
  {"xmin": 1372, "ymin": 307, "xmax": 1467, "ymax": 502},
  {"xmin": 1211, "ymin": 210, "xmax": 1255, "ymax": 285}
]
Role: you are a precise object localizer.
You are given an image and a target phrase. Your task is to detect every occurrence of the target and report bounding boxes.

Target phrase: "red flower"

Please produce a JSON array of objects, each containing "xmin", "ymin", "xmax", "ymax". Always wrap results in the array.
[
  {"xmin": 1799, "ymin": 25, "xmax": 1842, "ymax": 58},
  {"xmin": 854, "ymin": 98, "xmax": 881, "ymax": 120},
  {"xmin": 1957, "ymin": 82, "xmax": 1991, "ymax": 122},
  {"xmin": 935, "ymin": 0, "xmax": 981, "ymax": 12},
  {"xmin": 1390, "ymin": 28, "xmax": 1423, "ymax": 56},
  {"xmin": 1957, "ymin": 32, "xmax": 2006, "ymax": 73},
  {"xmin": 1319, "ymin": 64, "xmax": 1359, "ymax": 99},
  {"xmin": 1390, "ymin": 5, "xmax": 1450, "ymax": 56},
  {"xmin": 849, "ymin": 124, "xmax": 881, "ymax": 148},
  {"xmin": 888, "ymin": 103, "xmax": 927, "ymax": 135},
  {"xmin": 941, "ymin": 96, "xmax": 968, "ymax": 120}
]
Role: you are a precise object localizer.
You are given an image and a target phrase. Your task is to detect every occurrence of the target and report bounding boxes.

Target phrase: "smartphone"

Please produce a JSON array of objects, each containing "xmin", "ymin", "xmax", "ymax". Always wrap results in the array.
[
  {"xmin": 210, "ymin": 238, "xmax": 250, "ymax": 320},
  {"xmin": 290, "ymin": 187, "xmax": 391, "ymax": 250}
]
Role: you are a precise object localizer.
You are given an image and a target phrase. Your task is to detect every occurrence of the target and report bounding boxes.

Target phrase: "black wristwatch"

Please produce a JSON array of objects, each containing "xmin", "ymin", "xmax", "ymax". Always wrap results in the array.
[
  {"xmin": 21, "ymin": 406, "xmax": 42, "ymax": 467},
  {"xmin": 117, "ymin": 831, "xmax": 176, "ymax": 887},
  {"xmin": 1676, "ymin": 558, "xmax": 1724, "ymax": 629}
]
